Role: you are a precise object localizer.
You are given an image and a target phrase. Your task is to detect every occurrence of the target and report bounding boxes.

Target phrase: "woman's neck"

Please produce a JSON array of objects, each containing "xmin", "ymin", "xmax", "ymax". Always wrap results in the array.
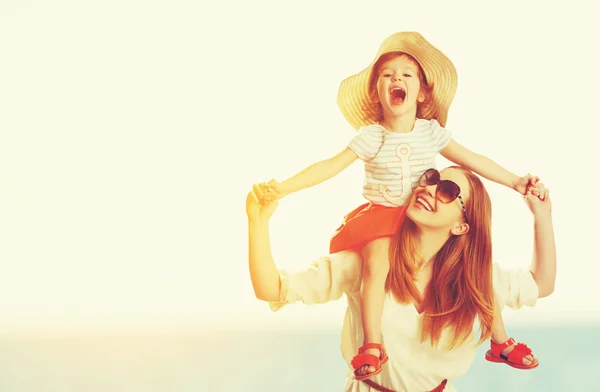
[
  {"xmin": 414, "ymin": 227, "xmax": 452, "ymax": 270},
  {"xmin": 379, "ymin": 115, "xmax": 417, "ymax": 133}
]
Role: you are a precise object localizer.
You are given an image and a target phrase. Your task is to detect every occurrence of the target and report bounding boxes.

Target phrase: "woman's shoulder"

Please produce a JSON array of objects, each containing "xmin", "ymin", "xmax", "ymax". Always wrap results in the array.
[{"xmin": 327, "ymin": 251, "xmax": 363, "ymax": 286}]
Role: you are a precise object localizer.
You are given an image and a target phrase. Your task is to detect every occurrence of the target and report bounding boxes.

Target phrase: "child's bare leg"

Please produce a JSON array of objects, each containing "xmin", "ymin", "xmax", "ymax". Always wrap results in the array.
[
  {"xmin": 492, "ymin": 300, "xmax": 534, "ymax": 365},
  {"xmin": 355, "ymin": 237, "xmax": 390, "ymax": 377}
]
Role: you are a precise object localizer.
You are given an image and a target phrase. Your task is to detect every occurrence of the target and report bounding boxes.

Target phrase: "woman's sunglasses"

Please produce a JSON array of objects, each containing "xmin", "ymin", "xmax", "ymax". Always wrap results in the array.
[{"xmin": 417, "ymin": 169, "xmax": 468, "ymax": 222}]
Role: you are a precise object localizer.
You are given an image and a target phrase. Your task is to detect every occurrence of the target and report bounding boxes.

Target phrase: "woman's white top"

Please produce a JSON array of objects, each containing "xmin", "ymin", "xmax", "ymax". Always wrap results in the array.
[{"xmin": 269, "ymin": 251, "xmax": 538, "ymax": 392}]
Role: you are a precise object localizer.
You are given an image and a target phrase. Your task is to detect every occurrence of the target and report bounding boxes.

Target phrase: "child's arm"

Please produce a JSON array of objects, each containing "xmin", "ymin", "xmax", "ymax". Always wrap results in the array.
[
  {"xmin": 272, "ymin": 148, "xmax": 358, "ymax": 197},
  {"xmin": 440, "ymin": 139, "xmax": 537, "ymax": 194}
]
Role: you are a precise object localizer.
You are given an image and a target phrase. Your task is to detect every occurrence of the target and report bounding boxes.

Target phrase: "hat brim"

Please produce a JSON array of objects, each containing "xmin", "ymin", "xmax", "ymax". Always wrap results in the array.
[{"xmin": 337, "ymin": 32, "xmax": 458, "ymax": 129}]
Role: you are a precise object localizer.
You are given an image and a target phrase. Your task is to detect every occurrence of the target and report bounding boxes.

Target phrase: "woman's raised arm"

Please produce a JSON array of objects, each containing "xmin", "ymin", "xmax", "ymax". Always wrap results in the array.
[
  {"xmin": 246, "ymin": 183, "xmax": 362, "ymax": 307},
  {"xmin": 246, "ymin": 187, "xmax": 281, "ymax": 302},
  {"xmin": 523, "ymin": 185, "xmax": 556, "ymax": 298}
]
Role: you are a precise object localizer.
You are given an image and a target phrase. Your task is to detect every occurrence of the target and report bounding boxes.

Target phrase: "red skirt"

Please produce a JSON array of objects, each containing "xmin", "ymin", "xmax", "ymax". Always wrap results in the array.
[{"xmin": 329, "ymin": 202, "xmax": 407, "ymax": 254}]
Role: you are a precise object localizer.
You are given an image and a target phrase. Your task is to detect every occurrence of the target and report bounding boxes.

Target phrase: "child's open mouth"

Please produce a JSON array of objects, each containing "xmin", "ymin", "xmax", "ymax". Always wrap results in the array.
[{"xmin": 390, "ymin": 87, "xmax": 406, "ymax": 105}]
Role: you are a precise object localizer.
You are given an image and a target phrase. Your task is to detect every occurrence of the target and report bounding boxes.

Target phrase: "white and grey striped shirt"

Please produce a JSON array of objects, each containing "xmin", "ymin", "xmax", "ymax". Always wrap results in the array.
[{"xmin": 348, "ymin": 119, "xmax": 452, "ymax": 207}]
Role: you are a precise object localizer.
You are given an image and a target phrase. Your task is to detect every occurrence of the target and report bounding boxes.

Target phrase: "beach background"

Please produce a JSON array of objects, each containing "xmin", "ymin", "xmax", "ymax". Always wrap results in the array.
[
  {"xmin": 1, "ymin": 325, "xmax": 599, "ymax": 391},
  {"xmin": 1, "ymin": 0, "xmax": 599, "ymax": 391}
]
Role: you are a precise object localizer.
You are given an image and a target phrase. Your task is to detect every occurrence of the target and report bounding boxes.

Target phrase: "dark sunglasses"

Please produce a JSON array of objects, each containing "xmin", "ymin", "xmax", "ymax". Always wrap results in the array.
[{"xmin": 417, "ymin": 169, "xmax": 468, "ymax": 222}]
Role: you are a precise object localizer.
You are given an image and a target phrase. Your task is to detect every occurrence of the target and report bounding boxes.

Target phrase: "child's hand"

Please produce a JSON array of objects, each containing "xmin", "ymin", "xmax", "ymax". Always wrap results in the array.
[
  {"xmin": 252, "ymin": 182, "xmax": 278, "ymax": 205},
  {"xmin": 528, "ymin": 180, "xmax": 548, "ymax": 202},
  {"xmin": 246, "ymin": 186, "xmax": 279, "ymax": 221},
  {"xmin": 267, "ymin": 179, "xmax": 289, "ymax": 199},
  {"xmin": 513, "ymin": 173, "xmax": 539, "ymax": 195}
]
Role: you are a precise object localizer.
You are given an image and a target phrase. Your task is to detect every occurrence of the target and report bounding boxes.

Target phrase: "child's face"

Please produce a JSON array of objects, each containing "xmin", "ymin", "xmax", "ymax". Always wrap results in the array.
[{"xmin": 375, "ymin": 56, "xmax": 425, "ymax": 121}]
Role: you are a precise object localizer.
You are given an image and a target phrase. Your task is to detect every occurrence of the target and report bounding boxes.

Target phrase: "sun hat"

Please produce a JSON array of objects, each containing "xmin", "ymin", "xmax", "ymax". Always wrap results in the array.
[{"xmin": 337, "ymin": 32, "xmax": 458, "ymax": 129}]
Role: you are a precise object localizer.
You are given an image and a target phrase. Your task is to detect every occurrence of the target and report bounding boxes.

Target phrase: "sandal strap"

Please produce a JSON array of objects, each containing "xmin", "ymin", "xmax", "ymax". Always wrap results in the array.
[
  {"xmin": 351, "ymin": 353, "xmax": 381, "ymax": 370},
  {"xmin": 358, "ymin": 343, "xmax": 387, "ymax": 359},
  {"xmin": 490, "ymin": 337, "xmax": 516, "ymax": 357},
  {"xmin": 507, "ymin": 342, "xmax": 534, "ymax": 364}
]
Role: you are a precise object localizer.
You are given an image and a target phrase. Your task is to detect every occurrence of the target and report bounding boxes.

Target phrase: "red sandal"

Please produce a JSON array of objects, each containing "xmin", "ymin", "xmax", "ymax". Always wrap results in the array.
[
  {"xmin": 351, "ymin": 343, "xmax": 389, "ymax": 381},
  {"xmin": 485, "ymin": 338, "xmax": 539, "ymax": 370}
]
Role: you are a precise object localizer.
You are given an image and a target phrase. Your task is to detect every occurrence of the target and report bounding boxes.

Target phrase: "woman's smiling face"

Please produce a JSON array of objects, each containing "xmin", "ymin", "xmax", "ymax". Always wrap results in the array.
[{"xmin": 406, "ymin": 167, "xmax": 470, "ymax": 231}]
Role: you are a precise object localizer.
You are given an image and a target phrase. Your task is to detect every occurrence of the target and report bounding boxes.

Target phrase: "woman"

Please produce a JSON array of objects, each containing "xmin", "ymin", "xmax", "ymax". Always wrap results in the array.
[{"xmin": 246, "ymin": 167, "xmax": 556, "ymax": 392}]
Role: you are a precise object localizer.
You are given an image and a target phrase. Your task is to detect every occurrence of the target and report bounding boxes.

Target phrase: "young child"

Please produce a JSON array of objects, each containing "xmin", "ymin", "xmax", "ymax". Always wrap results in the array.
[{"xmin": 255, "ymin": 32, "xmax": 542, "ymax": 379}]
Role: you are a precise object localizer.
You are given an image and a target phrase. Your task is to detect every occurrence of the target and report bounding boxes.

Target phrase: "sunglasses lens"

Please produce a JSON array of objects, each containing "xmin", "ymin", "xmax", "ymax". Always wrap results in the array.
[
  {"xmin": 420, "ymin": 169, "xmax": 439, "ymax": 186},
  {"xmin": 418, "ymin": 170, "xmax": 461, "ymax": 204},
  {"xmin": 438, "ymin": 181, "xmax": 460, "ymax": 203}
]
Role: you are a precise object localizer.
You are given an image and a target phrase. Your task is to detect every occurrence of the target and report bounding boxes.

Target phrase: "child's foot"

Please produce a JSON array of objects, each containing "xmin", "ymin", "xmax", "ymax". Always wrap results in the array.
[
  {"xmin": 355, "ymin": 347, "xmax": 380, "ymax": 376},
  {"xmin": 351, "ymin": 343, "xmax": 388, "ymax": 380},
  {"xmin": 498, "ymin": 339, "xmax": 534, "ymax": 366},
  {"xmin": 485, "ymin": 338, "xmax": 539, "ymax": 369}
]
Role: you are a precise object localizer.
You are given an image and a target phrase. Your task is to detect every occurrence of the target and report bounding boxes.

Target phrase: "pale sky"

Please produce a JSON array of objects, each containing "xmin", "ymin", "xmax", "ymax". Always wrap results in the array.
[{"xmin": 0, "ymin": 0, "xmax": 598, "ymax": 333}]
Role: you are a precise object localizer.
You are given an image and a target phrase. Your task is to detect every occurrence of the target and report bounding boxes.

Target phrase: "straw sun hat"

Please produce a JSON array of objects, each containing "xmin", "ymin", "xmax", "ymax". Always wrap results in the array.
[{"xmin": 337, "ymin": 32, "xmax": 458, "ymax": 129}]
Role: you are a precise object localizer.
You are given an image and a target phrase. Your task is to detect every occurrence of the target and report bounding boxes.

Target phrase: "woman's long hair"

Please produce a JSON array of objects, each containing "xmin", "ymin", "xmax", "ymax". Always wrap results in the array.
[{"xmin": 386, "ymin": 167, "xmax": 494, "ymax": 348}]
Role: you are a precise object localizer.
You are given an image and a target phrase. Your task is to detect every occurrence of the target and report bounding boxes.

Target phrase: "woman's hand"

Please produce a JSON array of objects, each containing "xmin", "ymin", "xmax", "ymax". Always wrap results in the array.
[
  {"xmin": 251, "ymin": 182, "xmax": 279, "ymax": 204},
  {"xmin": 246, "ymin": 183, "xmax": 279, "ymax": 222},
  {"xmin": 523, "ymin": 182, "xmax": 551, "ymax": 216}
]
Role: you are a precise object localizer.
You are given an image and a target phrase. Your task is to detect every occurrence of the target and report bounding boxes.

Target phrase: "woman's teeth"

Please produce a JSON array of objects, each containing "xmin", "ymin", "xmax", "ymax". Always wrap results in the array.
[{"xmin": 416, "ymin": 197, "xmax": 433, "ymax": 211}]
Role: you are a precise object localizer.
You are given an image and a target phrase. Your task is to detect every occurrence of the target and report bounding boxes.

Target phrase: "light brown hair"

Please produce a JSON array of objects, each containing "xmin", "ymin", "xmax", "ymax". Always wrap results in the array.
[{"xmin": 386, "ymin": 167, "xmax": 494, "ymax": 348}]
